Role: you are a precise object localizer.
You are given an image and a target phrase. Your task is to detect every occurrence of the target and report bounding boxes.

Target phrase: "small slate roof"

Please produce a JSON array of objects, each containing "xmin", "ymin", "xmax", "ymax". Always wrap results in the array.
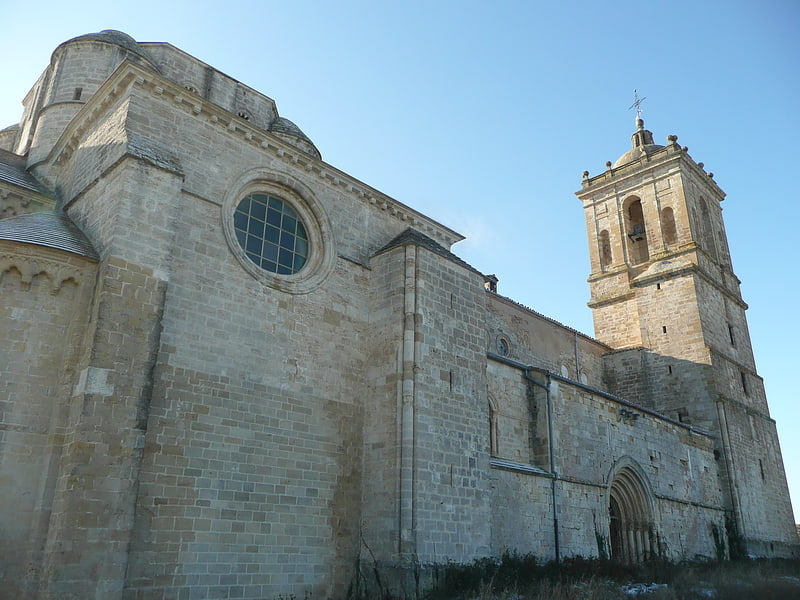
[
  {"xmin": 374, "ymin": 228, "xmax": 481, "ymax": 275},
  {"xmin": 0, "ymin": 149, "xmax": 48, "ymax": 195},
  {"xmin": 0, "ymin": 211, "xmax": 99, "ymax": 259}
]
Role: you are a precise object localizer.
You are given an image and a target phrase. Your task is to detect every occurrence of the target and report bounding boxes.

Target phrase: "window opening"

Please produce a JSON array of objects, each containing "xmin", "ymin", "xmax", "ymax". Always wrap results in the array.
[
  {"xmin": 233, "ymin": 193, "xmax": 309, "ymax": 275},
  {"xmin": 625, "ymin": 198, "xmax": 649, "ymax": 264},
  {"xmin": 488, "ymin": 398, "xmax": 499, "ymax": 456},
  {"xmin": 497, "ymin": 337, "xmax": 510, "ymax": 357}
]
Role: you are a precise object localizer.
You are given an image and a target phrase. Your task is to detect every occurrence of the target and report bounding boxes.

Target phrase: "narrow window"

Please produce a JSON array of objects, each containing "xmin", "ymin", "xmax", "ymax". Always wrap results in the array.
[
  {"xmin": 740, "ymin": 371, "xmax": 749, "ymax": 395},
  {"xmin": 662, "ymin": 326, "xmax": 667, "ymax": 334},
  {"xmin": 728, "ymin": 324, "xmax": 735, "ymax": 346},
  {"xmin": 489, "ymin": 402, "xmax": 499, "ymax": 456},
  {"xmin": 668, "ymin": 365, "xmax": 673, "ymax": 375},
  {"xmin": 73, "ymin": 87, "xmax": 83, "ymax": 100},
  {"xmin": 759, "ymin": 459, "xmax": 765, "ymax": 481}
]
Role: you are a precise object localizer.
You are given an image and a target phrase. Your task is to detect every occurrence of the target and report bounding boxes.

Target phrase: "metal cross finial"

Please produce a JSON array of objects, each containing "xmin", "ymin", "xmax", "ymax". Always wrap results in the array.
[{"xmin": 629, "ymin": 89, "xmax": 646, "ymax": 119}]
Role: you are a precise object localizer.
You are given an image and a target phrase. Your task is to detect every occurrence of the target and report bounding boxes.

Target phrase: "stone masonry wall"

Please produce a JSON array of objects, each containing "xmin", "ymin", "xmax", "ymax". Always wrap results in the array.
[
  {"xmin": 361, "ymin": 247, "xmax": 404, "ymax": 562},
  {"xmin": 486, "ymin": 361, "xmax": 549, "ymax": 468},
  {"xmin": 411, "ymin": 248, "xmax": 491, "ymax": 564},
  {"xmin": 121, "ymin": 195, "xmax": 370, "ymax": 598},
  {"xmin": 718, "ymin": 401, "xmax": 797, "ymax": 554},
  {"xmin": 39, "ymin": 254, "xmax": 168, "ymax": 600},
  {"xmin": 487, "ymin": 357, "xmax": 726, "ymax": 560},
  {"xmin": 553, "ymin": 378, "xmax": 724, "ymax": 560},
  {"xmin": 486, "ymin": 293, "xmax": 610, "ymax": 386},
  {"xmin": 45, "ymin": 67, "xmax": 455, "ymax": 597},
  {"xmin": 0, "ymin": 244, "xmax": 96, "ymax": 598},
  {"xmin": 38, "ymin": 154, "xmax": 183, "ymax": 598},
  {"xmin": 140, "ymin": 43, "xmax": 279, "ymax": 135}
]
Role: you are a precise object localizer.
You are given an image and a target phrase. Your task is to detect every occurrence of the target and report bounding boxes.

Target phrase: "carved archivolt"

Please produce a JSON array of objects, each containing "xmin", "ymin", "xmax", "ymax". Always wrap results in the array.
[{"xmin": 0, "ymin": 253, "xmax": 90, "ymax": 294}]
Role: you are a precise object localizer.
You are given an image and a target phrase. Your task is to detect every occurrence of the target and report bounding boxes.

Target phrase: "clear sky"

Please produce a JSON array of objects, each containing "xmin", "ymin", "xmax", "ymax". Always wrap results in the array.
[{"xmin": 2, "ymin": 1, "xmax": 799, "ymax": 523}]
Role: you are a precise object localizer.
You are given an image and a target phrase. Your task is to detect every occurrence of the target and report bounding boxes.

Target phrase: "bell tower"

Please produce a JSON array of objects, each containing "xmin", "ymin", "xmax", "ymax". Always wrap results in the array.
[{"xmin": 576, "ymin": 115, "xmax": 797, "ymax": 556}]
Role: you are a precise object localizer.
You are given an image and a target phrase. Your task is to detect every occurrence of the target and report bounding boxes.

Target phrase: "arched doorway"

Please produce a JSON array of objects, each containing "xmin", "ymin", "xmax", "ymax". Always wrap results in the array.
[{"xmin": 608, "ymin": 461, "xmax": 656, "ymax": 562}]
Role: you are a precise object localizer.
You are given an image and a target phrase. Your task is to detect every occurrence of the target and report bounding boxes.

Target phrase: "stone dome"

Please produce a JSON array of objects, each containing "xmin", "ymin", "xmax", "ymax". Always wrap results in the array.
[
  {"xmin": 613, "ymin": 119, "xmax": 664, "ymax": 167},
  {"xmin": 614, "ymin": 143, "xmax": 665, "ymax": 167},
  {"xmin": 268, "ymin": 116, "xmax": 321, "ymax": 160},
  {"xmin": 269, "ymin": 117, "xmax": 313, "ymax": 142}
]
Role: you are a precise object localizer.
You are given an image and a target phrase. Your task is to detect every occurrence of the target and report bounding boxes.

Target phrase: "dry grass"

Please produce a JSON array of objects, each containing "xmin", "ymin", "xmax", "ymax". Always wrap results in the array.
[{"xmin": 423, "ymin": 555, "xmax": 800, "ymax": 600}]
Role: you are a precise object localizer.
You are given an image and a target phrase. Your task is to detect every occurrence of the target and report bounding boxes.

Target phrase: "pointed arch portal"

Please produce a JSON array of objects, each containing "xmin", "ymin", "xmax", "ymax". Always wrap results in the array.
[{"xmin": 608, "ymin": 463, "xmax": 656, "ymax": 562}]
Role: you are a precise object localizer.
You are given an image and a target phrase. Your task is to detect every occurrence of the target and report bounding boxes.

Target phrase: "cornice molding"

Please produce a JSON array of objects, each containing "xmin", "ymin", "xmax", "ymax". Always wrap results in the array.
[
  {"xmin": 46, "ymin": 61, "xmax": 463, "ymax": 249},
  {"xmin": 577, "ymin": 144, "xmax": 726, "ymax": 202},
  {"xmin": 588, "ymin": 247, "xmax": 747, "ymax": 311}
]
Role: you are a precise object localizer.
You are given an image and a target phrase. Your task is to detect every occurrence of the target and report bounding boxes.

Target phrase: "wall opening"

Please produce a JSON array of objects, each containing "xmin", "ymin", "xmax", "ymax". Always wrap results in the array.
[
  {"xmin": 608, "ymin": 464, "xmax": 656, "ymax": 563},
  {"xmin": 624, "ymin": 197, "xmax": 649, "ymax": 264},
  {"xmin": 488, "ymin": 397, "xmax": 499, "ymax": 457}
]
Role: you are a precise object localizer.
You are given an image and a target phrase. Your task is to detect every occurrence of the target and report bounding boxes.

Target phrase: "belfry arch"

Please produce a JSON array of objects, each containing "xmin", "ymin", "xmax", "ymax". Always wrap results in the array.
[
  {"xmin": 623, "ymin": 196, "xmax": 649, "ymax": 264},
  {"xmin": 607, "ymin": 459, "xmax": 657, "ymax": 562}
]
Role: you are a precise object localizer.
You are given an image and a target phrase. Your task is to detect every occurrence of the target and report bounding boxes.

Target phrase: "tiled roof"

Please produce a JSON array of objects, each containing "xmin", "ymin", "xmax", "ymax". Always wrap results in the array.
[
  {"xmin": 0, "ymin": 211, "xmax": 98, "ymax": 259},
  {"xmin": 374, "ymin": 227, "xmax": 481, "ymax": 275},
  {"xmin": 0, "ymin": 150, "xmax": 48, "ymax": 195}
]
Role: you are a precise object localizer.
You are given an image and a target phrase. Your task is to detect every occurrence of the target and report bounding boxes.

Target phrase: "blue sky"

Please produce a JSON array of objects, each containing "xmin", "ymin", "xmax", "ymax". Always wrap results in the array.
[{"xmin": 2, "ymin": 1, "xmax": 799, "ymax": 524}]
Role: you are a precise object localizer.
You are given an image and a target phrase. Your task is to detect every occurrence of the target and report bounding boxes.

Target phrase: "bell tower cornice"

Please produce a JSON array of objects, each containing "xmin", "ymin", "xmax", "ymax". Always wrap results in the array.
[{"xmin": 577, "ymin": 134, "xmax": 725, "ymax": 202}]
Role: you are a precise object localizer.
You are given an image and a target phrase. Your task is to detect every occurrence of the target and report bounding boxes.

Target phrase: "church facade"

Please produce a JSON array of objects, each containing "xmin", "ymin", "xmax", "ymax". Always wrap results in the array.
[{"xmin": 0, "ymin": 31, "xmax": 796, "ymax": 599}]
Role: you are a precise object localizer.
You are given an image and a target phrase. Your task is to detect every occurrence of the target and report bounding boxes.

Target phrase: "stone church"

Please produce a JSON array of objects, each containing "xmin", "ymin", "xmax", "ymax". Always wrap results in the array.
[{"xmin": 0, "ymin": 30, "xmax": 796, "ymax": 599}]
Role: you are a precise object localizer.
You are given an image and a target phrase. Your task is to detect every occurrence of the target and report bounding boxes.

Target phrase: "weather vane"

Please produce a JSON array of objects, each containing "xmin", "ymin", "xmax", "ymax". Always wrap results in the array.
[{"xmin": 629, "ymin": 89, "xmax": 646, "ymax": 120}]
